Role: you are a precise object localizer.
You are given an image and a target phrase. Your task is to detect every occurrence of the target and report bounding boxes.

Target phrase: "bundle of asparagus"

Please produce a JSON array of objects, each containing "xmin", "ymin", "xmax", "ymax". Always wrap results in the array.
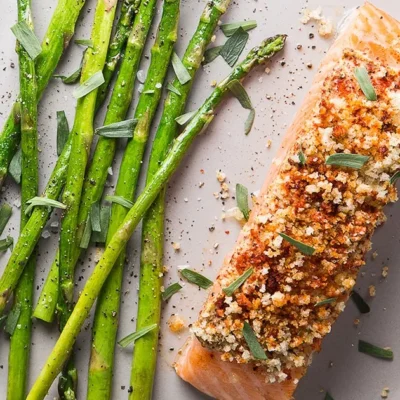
[{"xmin": 0, "ymin": 0, "xmax": 286, "ymax": 397}]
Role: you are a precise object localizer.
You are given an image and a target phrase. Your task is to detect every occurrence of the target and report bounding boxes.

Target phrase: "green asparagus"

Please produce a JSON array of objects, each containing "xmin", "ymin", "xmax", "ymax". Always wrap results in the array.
[
  {"xmin": 56, "ymin": 0, "xmax": 118, "ymax": 397},
  {"xmin": 7, "ymin": 0, "xmax": 38, "ymax": 398},
  {"xmin": 130, "ymin": 0, "xmax": 231, "ymax": 397},
  {"xmin": 34, "ymin": 0, "xmax": 157, "ymax": 324},
  {"xmin": 0, "ymin": 0, "xmax": 86, "ymax": 187},
  {"xmin": 96, "ymin": 0, "xmax": 141, "ymax": 109},
  {"xmin": 87, "ymin": 1, "xmax": 179, "ymax": 397},
  {"xmin": 26, "ymin": 34, "xmax": 287, "ymax": 400}
]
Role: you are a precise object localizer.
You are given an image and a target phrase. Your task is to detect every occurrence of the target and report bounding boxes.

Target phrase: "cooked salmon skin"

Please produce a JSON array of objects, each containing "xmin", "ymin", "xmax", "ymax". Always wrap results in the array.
[{"xmin": 175, "ymin": 3, "xmax": 400, "ymax": 400}]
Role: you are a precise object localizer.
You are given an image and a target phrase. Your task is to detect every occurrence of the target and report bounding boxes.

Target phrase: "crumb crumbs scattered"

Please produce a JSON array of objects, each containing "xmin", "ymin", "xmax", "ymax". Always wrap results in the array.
[
  {"xmin": 382, "ymin": 266, "xmax": 389, "ymax": 278},
  {"xmin": 381, "ymin": 387, "xmax": 390, "ymax": 399},
  {"xmin": 265, "ymin": 67, "xmax": 271, "ymax": 74},
  {"xmin": 369, "ymin": 285, "xmax": 376, "ymax": 297},
  {"xmin": 216, "ymin": 170, "xmax": 226, "ymax": 183},
  {"xmin": 300, "ymin": 7, "xmax": 334, "ymax": 37},
  {"xmin": 210, "ymin": 80, "xmax": 217, "ymax": 87},
  {"xmin": 172, "ymin": 242, "xmax": 181, "ymax": 251},
  {"xmin": 215, "ymin": 170, "xmax": 230, "ymax": 200},
  {"xmin": 372, "ymin": 250, "xmax": 378, "ymax": 259},
  {"xmin": 168, "ymin": 314, "xmax": 186, "ymax": 333},
  {"xmin": 266, "ymin": 139, "xmax": 272, "ymax": 148},
  {"xmin": 354, "ymin": 318, "xmax": 360, "ymax": 326},
  {"xmin": 221, "ymin": 207, "xmax": 245, "ymax": 222}
]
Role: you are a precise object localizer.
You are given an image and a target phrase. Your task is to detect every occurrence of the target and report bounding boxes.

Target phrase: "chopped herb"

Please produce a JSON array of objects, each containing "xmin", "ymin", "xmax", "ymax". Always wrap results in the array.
[
  {"xmin": 180, "ymin": 268, "xmax": 212, "ymax": 289},
  {"xmin": 298, "ymin": 149, "xmax": 306, "ymax": 165},
  {"xmin": 11, "ymin": 21, "xmax": 42, "ymax": 60},
  {"xmin": 95, "ymin": 119, "xmax": 137, "ymax": 138},
  {"xmin": 92, "ymin": 206, "xmax": 111, "ymax": 244},
  {"xmin": 175, "ymin": 110, "xmax": 197, "ymax": 126},
  {"xmin": 74, "ymin": 38, "xmax": 93, "ymax": 48},
  {"xmin": 390, "ymin": 170, "xmax": 400, "ymax": 185},
  {"xmin": 90, "ymin": 202, "xmax": 101, "ymax": 232},
  {"xmin": 72, "ymin": 70, "xmax": 105, "ymax": 99},
  {"xmin": 244, "ymin": 109, "xmax": 255, "ymax": 136},
  {"xmin": 79, "ymin": 216, "xmax": 92, "ymax": 249},
  {"xmin": 4, "ymin": 303, "xmax": 21, "ymax": 335},
  {"xmin": 9, "ymin": 147, "xmax": 22, "ymax": 184},
  {"xmin": 279, "ymin": 232, "xmax": 315, "ymax": 256},
  {"xmin": 105, "ymin": 195, "xmax": 134, "ymax": 209},
  {"xmin": 351, "ymin": 291, "xmax": 370, "ymax": 314},
  {"xmin": 228, "ymin": 80, "xmax": 255, "ymax": 135},
  {"xmin": 0, "ymin": 236, "xmax": 13, "ymax": 252},
  {"xmin": 0, "ymin": 204, "xmax": 12, "ymax": 235},
  {"xmin": 54, "ymin": 63, "xmax": 82, "ymax": 84},
  {"xmin": 324, "ymin": 393, "xmax": 334, "ymax": 400},
  {"xmin": 167, "ymin": 82, "xmax": 181, "ymax": 96},
  {"xmin": 358, "ymin": 340, "xmax": 393, "ymax": 360},
  {"xmin": 325, "ymin": 153, "xmax": 369, "ymax": 170},
  {"xmin": 223, "ymin": 268, "xmax": 253, "ymax": 297},
  {"xmin": 118, "ymin": 323, "xmax": 158, "ymax": 348},
  {"xmin": 314, "ymin": 298, "xmax": 336, "ymax": 307},
  {"xmin": 162, "ymin": 283, "xmax": 182, "ymax": 301},
  {"xmin": 354, "ymin": 66, "xmax": 377, "ymax": 101},
  {"xmin": 172, "ymin": 52, "xmax": 191, "ymax": 85},
  {"xmin": 236, "ymin": 183, "xmax": 250, "ymax": 220},
  {"xmin": 220, "ymin": 20, "xmax": 257, "ymax": 37},
  {"xmin": 56, "ymin": 111, "xmax": 70, "ymax": 156},
  {"xmin": 220, "ymin": 27, "xmax": 249, "ymax": 67},
  {"xmin": 242, "ymin": 321, "xmax": 267, "ymax": 360},
  {"xmin": 143, "ymin": 90, "xmax": 155, "ymax": 94},
  {"xmin": 25, "ymin": 197, "xmax": 67, "ymax": 216},
  {"xmin": 203, "ymin": 46, "xmax": 223, "ymax": 65}
]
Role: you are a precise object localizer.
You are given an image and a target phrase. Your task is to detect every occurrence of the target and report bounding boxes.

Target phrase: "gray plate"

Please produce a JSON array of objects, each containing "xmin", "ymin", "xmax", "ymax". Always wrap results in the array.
[{"xmin": 0, "ymin": 0, "xmax": 399, "ymax": 399}]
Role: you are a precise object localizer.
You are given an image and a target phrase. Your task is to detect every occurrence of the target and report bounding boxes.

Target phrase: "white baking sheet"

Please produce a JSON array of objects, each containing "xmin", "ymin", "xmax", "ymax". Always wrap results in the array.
[{"xmin": 0, "ymin": 0, "xmax": 399, "ymax": 399}]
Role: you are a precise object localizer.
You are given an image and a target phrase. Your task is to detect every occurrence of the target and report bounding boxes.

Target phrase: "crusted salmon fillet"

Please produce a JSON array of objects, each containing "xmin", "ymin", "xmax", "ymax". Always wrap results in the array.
[{"xmin": 175, "ymin": 3, "xmax": 400, "ymax": 399}]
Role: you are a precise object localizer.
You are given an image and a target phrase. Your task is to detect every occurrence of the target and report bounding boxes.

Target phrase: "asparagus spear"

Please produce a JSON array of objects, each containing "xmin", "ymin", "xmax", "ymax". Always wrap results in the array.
[
  {"xmin": 56, "ymin": 0, "xmax": 119, "ymax": 397},
  {"xmin": 0, "ymin": 136, "xmax": 71, "ymax": 315},
  {"xmin": 7, "ymin": 0, "xmax": 39, "ymax": 398},
  {"xmin": 33, "ymin": 252, "xmax": 59, "ymax": 323},
  {"xmin": 34, "ymin": 0, "xmax": 158, "ymax": 325},
  {"xmin": 96, "ymin": 0, "xmax": 141, "ymax": 109},
  {"xmin": 87, "ymin": 1, "xmax": 179, "ymax": 397},
  {"xmin": 0, "ymin": 0, "xmax": 86, "ymax": 187},
  {"xmin": 130, "ymin": 0, "xmax": 231, "ymax": 397},
  {"xmin": 26, "ymin": 34, "xmax": 287, "ymax": 400}
]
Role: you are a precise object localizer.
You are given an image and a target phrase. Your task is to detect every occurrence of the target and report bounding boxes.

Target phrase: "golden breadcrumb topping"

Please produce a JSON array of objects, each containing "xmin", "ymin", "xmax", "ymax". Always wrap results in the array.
[{"xmin": 193, "ymin": 49, "xmax": 400, "ymax": 382}]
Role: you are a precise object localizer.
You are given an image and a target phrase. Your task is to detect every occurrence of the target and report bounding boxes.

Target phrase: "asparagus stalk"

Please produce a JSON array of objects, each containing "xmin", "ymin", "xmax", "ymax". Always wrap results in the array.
[
  {"xmin": 57, "ymin": 0, "xmax": 118, "ymax": 330},
  {"xmin": 96, "ymin": 0, "xmax": 141, "ymax": 109},
  {"xmin": 34, "ymin": 0, "xmax": 157, "ymax": 324},
  {"xmin": 27, "ymin": 34, "xmax": 287, "ymax": 400},
  {"xmin": 32, "ymin": 252, "xmax": 59, "ymax": 323},
  {"xmin": 0, "ymin": 135, "xmax": 71, "ymax": 315},
  {"xmin": 0, "ymin": 0, "xmax": 86, "ymax": 187},
  {"xmin": 87, "ymin": 1, "xmax": 179, "ymax": 398},
  {"xmin": 130, "ymin": 0, "xmax": 231, "ymax": 397},
  {"xmin": 7, "ymin": 0, "xmax": 39, "ymax": 398},
  {"xmin": 56, "ymin": 1, "xmax": 119, "ymax": 397}
]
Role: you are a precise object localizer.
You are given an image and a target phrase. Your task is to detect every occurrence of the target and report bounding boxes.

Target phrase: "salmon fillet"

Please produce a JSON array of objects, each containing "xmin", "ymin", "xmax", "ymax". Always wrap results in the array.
[{"xmin": 175, "ymin": 3, "xmax": 400, "ymax": 400}]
